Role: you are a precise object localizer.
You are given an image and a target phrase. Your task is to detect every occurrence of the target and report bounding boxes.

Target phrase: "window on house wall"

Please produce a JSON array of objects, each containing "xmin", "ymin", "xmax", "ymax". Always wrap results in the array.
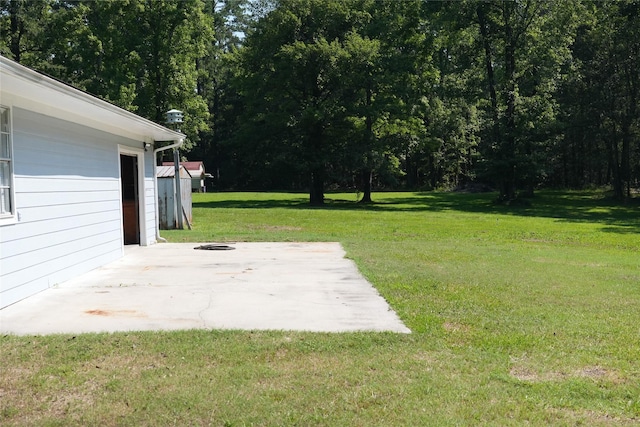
[{"xmin": 0, "ymin": 106, "xmax": 13, "ymax": 217}]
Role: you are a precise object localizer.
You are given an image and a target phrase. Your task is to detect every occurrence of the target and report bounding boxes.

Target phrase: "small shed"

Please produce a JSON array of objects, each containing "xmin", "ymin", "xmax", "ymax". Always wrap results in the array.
[
  {"xmin": 156, "ymin": 165, "xmax": 192, "ymax": 229},
  {"xmin": 163, "ymin": 160, "xmax": 206, "ymax": 192}
]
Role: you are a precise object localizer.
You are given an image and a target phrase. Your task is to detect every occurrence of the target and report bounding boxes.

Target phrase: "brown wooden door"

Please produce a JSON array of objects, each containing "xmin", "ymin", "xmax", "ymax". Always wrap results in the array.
[{"xmin": 120, "ymin": 154, "xmax": 139, "ymax": 245}]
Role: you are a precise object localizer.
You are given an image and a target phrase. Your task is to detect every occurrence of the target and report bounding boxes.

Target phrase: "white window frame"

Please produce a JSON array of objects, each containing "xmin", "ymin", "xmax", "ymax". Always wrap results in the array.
[{"xmin": 0, "ymin": 105, "xmax": 15, "ymax": 225}]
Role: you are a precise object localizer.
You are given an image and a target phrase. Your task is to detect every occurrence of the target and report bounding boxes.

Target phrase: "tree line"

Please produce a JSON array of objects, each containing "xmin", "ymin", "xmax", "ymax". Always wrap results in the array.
[{"xmin": 2, "ymin": 0, "xmax": 638, "ymax": 204}]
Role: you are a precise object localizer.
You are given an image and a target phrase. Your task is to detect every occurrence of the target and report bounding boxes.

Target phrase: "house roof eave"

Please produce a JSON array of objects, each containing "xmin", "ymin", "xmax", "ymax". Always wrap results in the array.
[{"xmin": 0, "ymin": 55, "xmax": 185, "ymax": 143}]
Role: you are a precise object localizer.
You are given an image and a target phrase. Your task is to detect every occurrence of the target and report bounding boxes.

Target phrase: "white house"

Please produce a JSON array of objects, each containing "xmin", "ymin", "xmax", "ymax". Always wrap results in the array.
[{"xmin": 0, "ymin": 55, "xmax": 185, "ymax": 309}]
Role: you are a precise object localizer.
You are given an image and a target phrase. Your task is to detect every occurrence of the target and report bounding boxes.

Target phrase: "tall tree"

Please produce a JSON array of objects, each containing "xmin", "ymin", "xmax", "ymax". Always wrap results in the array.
[
  {"xmin": 15, "ymin": 0, "xmax": 213, "ymax": 151},
  {"xmin": 236, "ymin": 0, "xmax": 371, "ymax": 204},
  {"xmin": 555, "ymin": 1, "xmax": 639, "ymax": 199},
  {"xmin": 473, "ymin": 0, "xmax": 576, "ymax": 201},
  {"xmin": 345, "ymin": 0, "xmax": 432, "ymax": 201},
  {"xmin": 590, "ymin": 1, "xmax": 639, "ymax": 200},
  {"xmin": 414, "ymin": 2, "xmax": 482, "ymax": 190},
  {"xmin": 191, "ymin": 0, "xmax": 255, "ymax": 188},
  {"xmin": 0, "ymin": 0, "xmax": 51, "ymax": 66}
]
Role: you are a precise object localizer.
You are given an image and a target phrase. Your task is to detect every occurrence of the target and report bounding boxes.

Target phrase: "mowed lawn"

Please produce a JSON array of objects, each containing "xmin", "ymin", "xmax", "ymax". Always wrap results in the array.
[{"xmin": 2, "ymin": 191, "xmax": 639, "ymax": 425}]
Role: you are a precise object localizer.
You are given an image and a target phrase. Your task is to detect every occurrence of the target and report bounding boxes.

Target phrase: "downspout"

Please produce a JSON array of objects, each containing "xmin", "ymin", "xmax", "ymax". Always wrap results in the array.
[
  {"xmin": 153, "ymin": 138, "xmax": 184, "ymax": 242},
  {"xmin": 173, "ymin": 148, "xmax": 184, "ymax": 230}
]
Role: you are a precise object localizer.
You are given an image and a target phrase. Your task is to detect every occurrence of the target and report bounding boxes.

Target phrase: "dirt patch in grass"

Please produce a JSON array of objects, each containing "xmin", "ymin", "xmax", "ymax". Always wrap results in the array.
[
  {"xmin": 509, "ymin": 365, "xmax": 624, "ymax": 384},
  {"xmin": 442, "ymin": 322, "xmax": 471, "ymax": 333},
  {"xmin": 548, "ymin": 407, "xmax": 639, "ymax": 426},
  {"xmin": 246, "ymin": 224, "xmax": 303, "ymax": 231},
  {"xmin": 0, "ymin": 366, "xmax": 100, "ymax": 425},
  {"xmin": 509, "ymin": 366, "xmax": 566, "ymax": 382},
  {"xmin": 576, "ymin": 366, "xmax": 626, "ymax": 384}
]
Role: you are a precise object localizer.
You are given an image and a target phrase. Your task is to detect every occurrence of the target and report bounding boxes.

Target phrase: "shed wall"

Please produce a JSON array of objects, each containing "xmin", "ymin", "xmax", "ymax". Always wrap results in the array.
[
  {"xmin": 157, "ymin": 177, "xmax": 192, "ymax": 229},
  {"xmin": 0, "ymin": 107, "xmax": 155, "ymax": 308}
]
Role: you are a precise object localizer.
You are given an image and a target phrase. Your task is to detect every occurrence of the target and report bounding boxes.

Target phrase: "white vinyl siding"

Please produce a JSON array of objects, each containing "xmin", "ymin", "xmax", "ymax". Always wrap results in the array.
[
  {"xmin": 0, "ymin": 108, "xmax": 155, "ymax": 308},
  {"xmin": 0, "ymin": 106, "xmax": 14, "ymax": 218},
  {"xmin": 0, "ymin": 56, "xmax": 183, "ymax": 309},
  {"xmin": 143, "ymin": 169, "xmax": 157, "ymax": 242}
]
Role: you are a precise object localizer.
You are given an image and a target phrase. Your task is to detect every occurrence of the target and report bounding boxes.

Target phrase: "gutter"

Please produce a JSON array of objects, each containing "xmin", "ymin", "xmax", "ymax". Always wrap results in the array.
[
  {"xmin": 1, "ymin": 55, "xmax": 183, "ymax": 143},
  {"xmin": 153, "ymin": 138, "xmax": 184, "ymax": 242}
]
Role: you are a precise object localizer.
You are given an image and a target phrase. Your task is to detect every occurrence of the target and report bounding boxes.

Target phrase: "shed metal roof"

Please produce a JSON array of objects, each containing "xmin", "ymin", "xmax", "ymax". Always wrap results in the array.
[
  {"xmin": 162, "ymin": 161, "xmax": 204, "ymax": 172},
  {"xmin": 156, "ymin": 165, "xmax": 192, "ymax": 178}
]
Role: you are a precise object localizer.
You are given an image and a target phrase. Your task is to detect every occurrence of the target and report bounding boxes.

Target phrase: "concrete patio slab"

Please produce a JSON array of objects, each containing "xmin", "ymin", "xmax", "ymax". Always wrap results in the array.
[{"xmin": 0, "ymin": 242, "xmax": 410, "ymax": 335}]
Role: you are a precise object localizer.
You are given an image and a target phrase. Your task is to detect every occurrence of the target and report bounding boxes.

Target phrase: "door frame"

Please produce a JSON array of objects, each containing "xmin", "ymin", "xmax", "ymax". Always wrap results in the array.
[{"xmin": 118, "ymin": 146, "xmax": 148, "ymax": 246}]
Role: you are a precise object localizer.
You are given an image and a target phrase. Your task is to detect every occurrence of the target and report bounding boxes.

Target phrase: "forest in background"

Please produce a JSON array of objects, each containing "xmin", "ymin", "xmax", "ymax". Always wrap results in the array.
[{"xmin": 1, "ymin": 0, "xmax": 638, "ymax": 204}]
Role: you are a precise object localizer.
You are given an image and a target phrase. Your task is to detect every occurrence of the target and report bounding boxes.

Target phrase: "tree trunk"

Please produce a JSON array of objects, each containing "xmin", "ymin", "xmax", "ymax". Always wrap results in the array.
[
  {"xmin": 9, "ymin": 0, "xmax": 23, "ymax": 63},
  {"xmin": 309, "ymin": 168, "xmax": 324, "ymax": 206},
  {"xmin": 608, "ymin": 126, "xmax": 624, "ymax": 201},
  {"xmin": 360, "ymin": 83, "xmax": 374, "ymax": 203},
  {"xmin": 502, "ymin": 3, "xmax": 518, "ymax": 201},
  {"xmin": 359, "ymin": 169, "xmax": 373, "ymax": 203},
  {"xmin": 477, "ymin": 4, "xmax": 511, "ymax": 200},
  {"xmin": 308, "ymin": 116, "xmax": 325, "ymax": 205},
  {"xmin": 621, "ymin": 120, "xmax": 631, "ymax": 200},
  {"xmin": 476, "ymin": 5, "xmax": 500, "ymax": 140},
  {"xmin": 500, "ymin": 175, "xmax": 517, "ymax": 202},
  {"xmin": 621, "ymin": 60, "xmax": 637, "ymax": 200}
]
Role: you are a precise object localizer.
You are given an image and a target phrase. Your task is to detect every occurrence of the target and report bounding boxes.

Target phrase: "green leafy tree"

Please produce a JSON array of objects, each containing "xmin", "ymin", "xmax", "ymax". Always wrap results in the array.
[
  {"xmin": 473, "ymin": 0, "xmax": 577, "ymax": 200},
  {"xmin": 344, "ymin": 0, "xmax": 433, "ymax": 201},
  {"xmin": 191, "ymin": 0, "xmax": 256, "ymax": 188},
  {"xmin": 12, "ymin": 0, "xmax": 212, "ymax": 152},
  {"xmin": 130, "ymin": 0, "xmax": 212, "ymax": 150},
  {"xmin": 418, "ymin": 2, "xmax": 483, "ymax": 190},
  {"xmin": 236, "ymin": 0, "xmax": 371, "ymax": 204},
  {"xmin": 593, "ymin": 1, "xmax": 636, "ymax": 199},
  {"xmin": 0, "ymin": 0, "xmax": 51, "ymax": 65},
  {"xmin": 5, "ymin": 0, "xmax": 635, "ymax": 199},
  {"xmin": 234, "ymin": 0, "xmax": 434, "ymax": 202},
  {"xmin": 554, "ymin": 1, "xmax": 639, "ymax": 199}
]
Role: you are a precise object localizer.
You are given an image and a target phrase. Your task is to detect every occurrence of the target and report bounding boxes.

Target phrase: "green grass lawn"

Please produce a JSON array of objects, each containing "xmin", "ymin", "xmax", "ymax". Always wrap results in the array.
[{"xmin": 2, "ymin": 191, "xmax": 639, "ymax": 425}]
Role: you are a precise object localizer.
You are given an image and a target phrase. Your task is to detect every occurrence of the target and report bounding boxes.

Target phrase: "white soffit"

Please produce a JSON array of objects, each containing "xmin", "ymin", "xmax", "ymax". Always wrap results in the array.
[{"xmin": 0, "ymin": 55, "xmax": 184, "ymax": 143}]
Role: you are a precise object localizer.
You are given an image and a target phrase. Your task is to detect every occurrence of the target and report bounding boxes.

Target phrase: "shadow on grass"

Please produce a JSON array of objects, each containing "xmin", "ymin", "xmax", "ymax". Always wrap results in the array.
[{"xmin": 194, "ymin": 191, "xmax": 639, "ymax": 234}]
